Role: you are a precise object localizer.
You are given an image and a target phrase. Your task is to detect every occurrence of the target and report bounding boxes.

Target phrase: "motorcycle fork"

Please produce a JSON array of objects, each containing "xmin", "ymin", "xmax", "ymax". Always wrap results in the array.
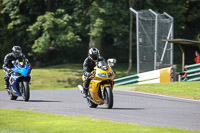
[
  {"xmin": 100, "ymin": 84, "xmax": 110, "ymax": 100},
  {"xmin": 100, "ymin": 85, "xmax": 104, "ymax": 99},
  {"xmin": 19, "ymin": 82, "xmax": 23, "ymax": 94}
]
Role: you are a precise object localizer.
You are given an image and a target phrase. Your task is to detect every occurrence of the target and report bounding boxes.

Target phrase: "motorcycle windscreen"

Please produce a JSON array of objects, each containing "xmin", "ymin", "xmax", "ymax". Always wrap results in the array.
[
  {"xmin": 97, "ymin": 61, "xmax": 109, "ymax": 71},
  {"xmin": 14, "ymin": 65, "xmax": 30, "ymax": 77}
]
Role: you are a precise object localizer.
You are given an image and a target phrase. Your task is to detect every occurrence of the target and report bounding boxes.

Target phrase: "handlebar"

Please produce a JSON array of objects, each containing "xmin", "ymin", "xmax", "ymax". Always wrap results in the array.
[
  {"xmin": 9, "ymin": 70, "xmax": 14, "ymax": 74},
  {"xmin": 89, "ymin": 71, "xmax": 96, "ymax": 79}
]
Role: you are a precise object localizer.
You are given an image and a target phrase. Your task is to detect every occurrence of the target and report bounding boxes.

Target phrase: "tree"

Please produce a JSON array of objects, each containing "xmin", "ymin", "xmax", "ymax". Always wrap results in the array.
[
  {"xmin": 127, "ymin": 0, "xmax": 135, "ymax": 75},
  {"xmin": 73, "ymin": 0, "xmax": 129, "ymax": 54},
  {"xmin": 0, "ymin": 0, "xmax": 47, "ymax": 60},
  {"xmin": 28, "ymin": 9, "xmax": 81, "ymax": 53},
  {"xmin": 1, "ymin": 0, "xmax": 199, "ymax": 66}
]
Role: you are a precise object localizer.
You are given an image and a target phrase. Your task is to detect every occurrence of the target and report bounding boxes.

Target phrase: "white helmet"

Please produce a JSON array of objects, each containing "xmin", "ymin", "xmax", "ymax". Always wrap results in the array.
[
  {"xmin": 12, "ymin": 46, "xmax": 22, "ymax": 58},
  {"xmin": 88, "ymin": 48, "xmax": 100, "ymax": 61}
]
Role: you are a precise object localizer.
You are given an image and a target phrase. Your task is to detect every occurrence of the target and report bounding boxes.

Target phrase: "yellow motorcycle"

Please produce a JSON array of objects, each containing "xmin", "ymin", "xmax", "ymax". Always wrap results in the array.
[{"xmin": 78, "ymin": 60, "xmax": 115, "ymax": 109}]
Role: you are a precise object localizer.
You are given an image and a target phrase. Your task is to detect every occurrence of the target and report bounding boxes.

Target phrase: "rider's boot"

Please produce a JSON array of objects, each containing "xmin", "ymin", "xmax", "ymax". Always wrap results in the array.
[
  {"xmin": 82, "ymin": 88, "xmax": 88, "ymax": 98},
  {"xmin": 83, "ymin": 79, "xmax": 90, "ymax": 98},
  {"xmin": 5, "ymin": 80, "xmax": 10, "ymax": 95}
]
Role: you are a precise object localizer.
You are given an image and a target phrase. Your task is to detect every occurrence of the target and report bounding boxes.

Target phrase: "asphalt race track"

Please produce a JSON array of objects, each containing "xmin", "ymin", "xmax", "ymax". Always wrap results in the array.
[{"xmin": 0, "ymin": 89, "xmax": 200, "ymax": 130}]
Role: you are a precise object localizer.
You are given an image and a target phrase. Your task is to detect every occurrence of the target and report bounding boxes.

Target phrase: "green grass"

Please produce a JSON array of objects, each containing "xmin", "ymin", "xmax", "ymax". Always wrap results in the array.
[
  {"xmin": 113, "ymin": 63, "xmax": 137, "ymax": 78},
  {"xmin": 0, "ymin": 108, "xmax": 198, "ymax": 133},
  {"xmin": 0, "ymin": 64, "xmax": 83, "ymax": 90},
  {"xmin": 30, "ymin": 64, "xmax": 83, "ymax": 90},
  {"xmin": 0, "ymin": 63, "xmax": 134, "ymax": 90},
  {"xmin": 129, "ymin": 82, "xmax": 200, "ymax": 100},
  {"xmin": 1, "ymin": 63, "xmax": 200, "ymax": 100}
]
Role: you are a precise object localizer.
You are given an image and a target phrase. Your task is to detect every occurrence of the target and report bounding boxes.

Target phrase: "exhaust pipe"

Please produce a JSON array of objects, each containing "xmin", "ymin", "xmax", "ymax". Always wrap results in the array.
[{"xmin": 78, "ymin": 85, "xmax": 83, "ymax": 92}]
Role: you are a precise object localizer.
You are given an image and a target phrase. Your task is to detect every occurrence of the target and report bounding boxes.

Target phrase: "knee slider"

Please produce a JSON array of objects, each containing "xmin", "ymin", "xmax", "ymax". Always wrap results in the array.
[{"xmin": 4, "ymin": 76, "xmax": 9, "ymax": 81}]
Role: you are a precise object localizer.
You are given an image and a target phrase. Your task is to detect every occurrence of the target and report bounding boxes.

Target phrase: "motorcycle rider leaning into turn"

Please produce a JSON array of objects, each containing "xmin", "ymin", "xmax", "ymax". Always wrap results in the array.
[
  {"xmin": 82, "ymin": 48, "xmax": 105, "ymax": 98},
  {"xmin": 2, "ymin": 46, "xmax": 31, "ymax": 93}
]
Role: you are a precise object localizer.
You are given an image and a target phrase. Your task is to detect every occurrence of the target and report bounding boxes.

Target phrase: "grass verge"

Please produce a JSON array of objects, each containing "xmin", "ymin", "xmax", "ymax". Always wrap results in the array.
[
  {"xmin": 130, "ymin": 81, "xmax": 200, "ymax": 100},
  {"xmin": 0, "ymin": 64, "xmax": 82, "ymax": 90},
  {"xmin": 0, "ymin": 108, "xmax": 198, "ymax": 133},
  {"xmin": 1, "ymin": 63, "xmax": 200, "ymax": 100},
  {"xmin": 0, "ymin": 63, "xmax": 135, "ymax": 90}
]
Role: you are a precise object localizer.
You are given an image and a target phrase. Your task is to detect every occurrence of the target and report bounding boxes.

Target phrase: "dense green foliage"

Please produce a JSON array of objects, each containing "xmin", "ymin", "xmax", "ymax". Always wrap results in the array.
[
  {"xmin": 28, "ymin": 9, "xmax": 81, "ymax": 53},
  {"xmin": 0, "ymin": 0, "xmax": 200, "ymax": 66},
  {"xmin": 0, "ymin": 108, "xmax": 198, "ymax": 133}
]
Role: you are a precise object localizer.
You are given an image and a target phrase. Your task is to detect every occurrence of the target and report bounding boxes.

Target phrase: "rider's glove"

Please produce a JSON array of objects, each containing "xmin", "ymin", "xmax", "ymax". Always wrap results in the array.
[
  {"xmin": 92, "ymin": 71, "xmax": 96, "ymax": 76},
  {"xmin": 89, "ymin": 71, "xmax": 96, "ymax": 79},
  {"xmin": 8, "ymin": 69, "xmax": 13, "ymax": 73}
]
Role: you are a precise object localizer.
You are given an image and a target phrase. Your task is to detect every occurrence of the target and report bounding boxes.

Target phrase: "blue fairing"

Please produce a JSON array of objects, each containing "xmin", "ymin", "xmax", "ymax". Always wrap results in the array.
[
  {"xmin": 12, "ymin": 80, "xmax": 21, "ymax": 96},
  {"xmin": 9, "ymin": 63, "xmax": 31, "ymax": 96},
  {"xmin": 13, "ymin": 65, "xmax": 30, "ymax": 77}
]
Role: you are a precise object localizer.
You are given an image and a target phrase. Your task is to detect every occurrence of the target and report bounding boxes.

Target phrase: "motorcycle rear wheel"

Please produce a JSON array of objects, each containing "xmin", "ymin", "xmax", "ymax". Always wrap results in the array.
[
  {"xmin": 87, "ymin": 98, "xmax": 98, "ymax": 108},
  {"xmin": 104, "ymin": 86, "xmax": 113, "ymax": 109},
  {"xmin": 22, "ymin": 81, "xmax": 30, "ymax": 101},
  {"xmin": 86, "ymin": 92, "xmax": 98, "ymax": 108},
  {"xmin": 9, "ymin": 93, "xmax": 18, "ymax": 100}
]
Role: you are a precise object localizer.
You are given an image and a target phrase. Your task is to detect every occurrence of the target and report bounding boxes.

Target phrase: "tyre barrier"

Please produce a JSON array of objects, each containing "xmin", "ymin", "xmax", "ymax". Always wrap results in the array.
[{"xmin": 114, "ymin": 67, "xmax": 172, "ymax": 86}]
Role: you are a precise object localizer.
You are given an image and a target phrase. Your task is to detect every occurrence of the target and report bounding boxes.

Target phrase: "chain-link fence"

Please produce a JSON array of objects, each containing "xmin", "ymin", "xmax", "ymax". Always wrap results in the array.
[{"xmin": 130, "ymin": 8, "xmax": 173, "ymax": 73}]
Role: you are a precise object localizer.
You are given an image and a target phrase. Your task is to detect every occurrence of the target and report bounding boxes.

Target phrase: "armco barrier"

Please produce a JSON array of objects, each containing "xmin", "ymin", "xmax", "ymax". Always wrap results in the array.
[
  {"xmin": 114, "ymin": 75, "xmax": 139, "ymax": 86},
  {"xmin": 185, "ymin": 63, "xmax": 200, "ymax": 81},
  {"xmin": 114, "ymin": 67, "xmax": 172, "ymax": 86}
]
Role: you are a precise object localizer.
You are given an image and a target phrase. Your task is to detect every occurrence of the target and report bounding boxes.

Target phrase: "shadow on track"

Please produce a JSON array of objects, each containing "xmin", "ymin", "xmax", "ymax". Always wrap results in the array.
[
  {"xmin": 29, "ymin": 100, "xmax": 62, "ymax": 102},
  {"xmin": 97, "ymin": 107, "xmax": 145, "ymax": 110},
  {"xmin": 17, "ymin": 100, "xmax": 62, "ymax": 102},
  {"xmin": 112, "ymin": 107, "xmax": 145, "ymax": 110}
]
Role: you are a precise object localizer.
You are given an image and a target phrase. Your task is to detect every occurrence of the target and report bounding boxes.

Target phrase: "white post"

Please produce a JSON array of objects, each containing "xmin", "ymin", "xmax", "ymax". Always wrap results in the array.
[
  {"xmin": 130, "ymin": 8, "xmax": 140, "ymax": 74},
  {"xmin": 149, "ymin": 9, "xmax": 158, "ymax": 70},
  {"xmin": 164, "ymin": 12, "xmax": 174, "ymax": 66},
  {"xmin": 160, "ymin": 24, "xmax": 173, "ymax": 64}
]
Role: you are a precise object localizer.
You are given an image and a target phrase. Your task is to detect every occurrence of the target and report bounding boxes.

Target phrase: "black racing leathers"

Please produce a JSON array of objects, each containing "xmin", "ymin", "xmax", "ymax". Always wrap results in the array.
[
  {"xmin": 83, "ymin": 56, "xmax": 105, "ymax": 89},
  {"xmin": 2, "ymin": 53, "xmax": 30, "ymax": 89}
]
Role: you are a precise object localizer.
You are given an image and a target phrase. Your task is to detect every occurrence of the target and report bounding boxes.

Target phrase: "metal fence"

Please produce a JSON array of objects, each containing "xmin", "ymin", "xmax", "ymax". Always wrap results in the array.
[{"xmin": 130, "ymin": 8, "xmax": 174, "ymax": 73}]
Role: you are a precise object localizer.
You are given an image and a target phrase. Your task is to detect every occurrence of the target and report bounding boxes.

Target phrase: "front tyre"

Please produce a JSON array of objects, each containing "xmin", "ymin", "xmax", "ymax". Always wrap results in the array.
[
  {"xmin": 22, "ymin": 81, "xmax": 30, "ymax": 101},
  {"xmin": 104, "ymin": 86, "xmax": 113, "ymax": 109}
]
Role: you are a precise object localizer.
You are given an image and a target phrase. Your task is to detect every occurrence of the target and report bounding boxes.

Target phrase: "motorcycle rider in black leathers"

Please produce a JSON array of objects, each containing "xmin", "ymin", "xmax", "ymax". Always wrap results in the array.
[
  {"xmin": 2, "ymin": 46, "xmax": 31, "ymax": 92},
  {"xmin": 82, "ymin": 48, "xmax": 105, "ymax": 98}
]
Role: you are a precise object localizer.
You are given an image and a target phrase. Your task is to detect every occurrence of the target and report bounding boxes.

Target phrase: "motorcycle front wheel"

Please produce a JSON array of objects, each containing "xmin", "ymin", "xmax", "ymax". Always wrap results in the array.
[
  {"xmin": 22, "ymin": 81, "xmax": 30, "ymax": 101},
  {"xmin": 104, "ymin": 86, "xmax": 113, "ymax": 109}
]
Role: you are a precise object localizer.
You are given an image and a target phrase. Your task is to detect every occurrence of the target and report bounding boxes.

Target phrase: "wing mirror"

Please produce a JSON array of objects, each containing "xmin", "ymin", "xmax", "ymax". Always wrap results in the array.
[
  {"xmin": 12, "ymin": 61, "xmax": 16, "ymax": 65},
  {"xmin": 107, "ymin": 58, "xmax": 116, "ymax": 67}
]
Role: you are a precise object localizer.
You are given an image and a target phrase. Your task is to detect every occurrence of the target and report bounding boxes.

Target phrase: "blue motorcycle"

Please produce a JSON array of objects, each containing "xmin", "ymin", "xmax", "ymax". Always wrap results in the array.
[{"xmin": 8, "ymin": 59, "xmax": 31, "ymax": 101}]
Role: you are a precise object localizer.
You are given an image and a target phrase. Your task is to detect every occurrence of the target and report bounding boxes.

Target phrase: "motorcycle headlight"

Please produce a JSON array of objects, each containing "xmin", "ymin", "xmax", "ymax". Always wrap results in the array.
[
  {"xmin": 108, "ymin": 72, "xmax": 114, "ymax": 78},
  {"xmin": 98, "ymin": 73, "xmax": 107, "ymax": 78},
  {"xmin": 14, "ymin": 72, "xmax": 22, "ymax": 76}
]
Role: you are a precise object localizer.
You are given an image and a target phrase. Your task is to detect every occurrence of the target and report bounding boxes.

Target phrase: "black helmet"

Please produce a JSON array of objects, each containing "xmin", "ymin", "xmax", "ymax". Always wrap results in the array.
[
  {"xmin": 88, "ymin": 48, "xmax": 100, "ymax": 61},
  {"xmin": 12, "ymin": 46, "xmax": 22, "ymax": 58}
]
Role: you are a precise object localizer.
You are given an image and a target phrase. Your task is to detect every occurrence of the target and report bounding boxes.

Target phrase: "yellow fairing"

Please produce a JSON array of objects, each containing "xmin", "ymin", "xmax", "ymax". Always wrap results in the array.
[
  {"xmin": 89, "ymin": 80, "xmax": 104, "ymax": 104},
  {"xmin": 82, "ymin": 66, "xmax": 115, "ymax": 105},
  {"xmin": 93, "ymin": 66, "xmax": 115, "ymax": 80}
]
